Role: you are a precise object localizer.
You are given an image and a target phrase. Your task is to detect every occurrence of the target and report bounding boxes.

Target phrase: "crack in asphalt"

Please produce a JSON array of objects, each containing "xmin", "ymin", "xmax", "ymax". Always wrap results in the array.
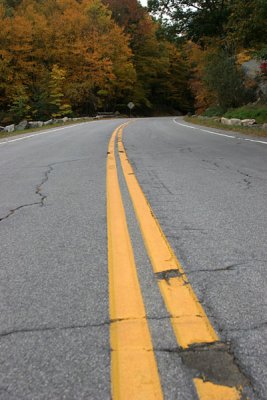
[
  {"xmin": 0, "ymin": 321, "xmax": 111, "ymax": 338},
  {"xmin": 201, "ymin": 159, "xmax": 257, "ymax": 190},
  {"xmin": 0, "ymin": 319, "xmax": 257, "ymax": 396},
  {"xmin": 185, "ymin": 259, "xmax": 267, "ymax": 278},
  {"xmin": 177, "ymin": 146, "xmax": 193, "ymax": 153},
  {"xmin": 146, "ymin": 169, "xmax": 174, "ymax": 195},
  {"xmin": 237, "ymin": 169, "xmax": 253, "ymax": 189},
  {"xmin": 155, "ymin": 269, "xmax": 184, "ymax": 282},
  {"xmin": 0, "ymin": 164, "xmax": 55, "ymax": 223},
  {"xmin": 0, "ymin": 316, "xmax": 174, "ymax": 338},
  {"xmin": 35, "ymin": 165, "xmax": 53, "ymax": 206},
  {"xmin": 202, "ymin": 159, "xmax": 220, "ymax": 169},
  {"xmin": 187, "ymin": 262, "xmax": 251, "ymax": 274},
  {"xmin": 0, "ymin": 202, "xmax": 42, "ymax": 222},
  {"xmin": 0, "ymin": 158, "xmax": 90, "ymax": 223},
  {"xmin": 154, "ymin": 262, "xmax": 255, "ymax": 285}
]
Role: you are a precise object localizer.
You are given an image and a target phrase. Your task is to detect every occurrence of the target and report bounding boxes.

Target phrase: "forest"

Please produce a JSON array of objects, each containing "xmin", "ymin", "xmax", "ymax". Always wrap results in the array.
[
  {"xmin": 148, "ymin": 0, "xmax": 267, "ymax": 120},
  {"xmin": 0, "ymin": 0, "xmax": 266, "ymax": 124}
]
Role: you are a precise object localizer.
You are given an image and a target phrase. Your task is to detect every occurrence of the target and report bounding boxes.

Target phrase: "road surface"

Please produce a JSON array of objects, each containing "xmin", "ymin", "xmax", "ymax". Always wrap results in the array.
[{"xmin": 0, "ymin": 117, "xmax": 266, "ymax": 399}]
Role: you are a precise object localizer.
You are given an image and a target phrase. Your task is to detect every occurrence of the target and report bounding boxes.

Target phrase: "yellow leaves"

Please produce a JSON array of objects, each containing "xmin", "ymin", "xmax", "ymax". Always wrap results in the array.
[
  {"xmin": 49, "ymin": 64, "xmax": 73, "ymax": 117},
  {"xmin": 0, "ymin": 4, "xmax": 5, "ymax": 19},
  {"xmin": 236, "ymin": 50, "xmax": 253, "ymax": 65},
  {"xmin": 0, "ymin": 0, "xmax": 142, "ymax": 116}
]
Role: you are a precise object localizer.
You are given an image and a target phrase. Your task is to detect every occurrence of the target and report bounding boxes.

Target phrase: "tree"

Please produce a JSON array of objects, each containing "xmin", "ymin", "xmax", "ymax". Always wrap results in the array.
[
  {"xmin": 0, "ymin": 0, "xmax": 198, "ymax": 120},
  {"xmin": 151, "ymin": 42, "xmax": 193, "ymax": 112},
  {"xmin": 203, "ymin": 51, "xmax": 255, "ymax": 110},
  {"xmin": 104, "ymin": 0, "xmax": 193, "ymax": 112},
  {"xmin": 0, "ymin": 0, "xmax": 136, "ymax": 120},
  {"xmin": 48, "ymin": 65, "xmax": 72, "ymax": 118},
  {"xmin": 185, "ymin": 41, "xmax": 216, "ymax": 113},
  {"xmin": 148, "ymin": 0, "xmax": 231, "ymax": 44},
  {"xmin": 226, "ymin": 0, "xmax": 267, "ymax": 50},
  {"xmin": 9, "ymin": 85, "xmax": 31, "ymax": 121}
]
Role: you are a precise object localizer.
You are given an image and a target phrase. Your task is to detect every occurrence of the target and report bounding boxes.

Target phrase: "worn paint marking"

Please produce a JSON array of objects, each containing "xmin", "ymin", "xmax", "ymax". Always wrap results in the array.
[
  {"xmin": 194, "ymin": 379, "xmax": 242, "ymax": 400},
  {"xmin": 117, "ymin": 126, "xmax": 242, "ymax": 399},
  {"xmin": 117, "ymin": 128, "xmax": 218, "ymax": 348},
  {"xmin": 107, "ymin": 125, "xmax": 163, "ymax": 400}
]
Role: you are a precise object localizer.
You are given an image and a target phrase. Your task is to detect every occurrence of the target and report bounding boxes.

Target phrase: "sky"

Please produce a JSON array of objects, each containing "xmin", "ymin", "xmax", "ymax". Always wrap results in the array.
[{"xmin": 140, "ymin": 0, "xmax": 148, "ymax": 6}]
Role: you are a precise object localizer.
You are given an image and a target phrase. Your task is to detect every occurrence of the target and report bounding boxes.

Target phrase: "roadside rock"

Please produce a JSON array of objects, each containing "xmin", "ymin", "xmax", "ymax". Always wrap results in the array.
[
  {"xmin": 241, "ymin": 119, "xmax": 256, "ymax": 126},
  {"xmin": 28, "ymin": 121, "xmax": 43, "ymax": 128},
  {"xmin": 221, "ymin": 117, "xmax": 232, "ymax": 125},
  {"xmin": 230, "ymin": 118, "xmax": 242, "ymax": 125},
  {"xmin": 262, "ymin": 123, "xmax": 267, "ymax": 130},
  {"xmin": 221, "ymin": 117, "xmax": 256, "ymax": 127},
  {"xmin": 15, "ymin": 120, "xmax": 28, "ymax": 131},
  {"xmin": 62, "ymin": 117, "xmax": 68, "ymax": 123},
  {"xmin": 4, "ymin": 124, "xmax": 15, "ymax": 133},
  {"xmin": 43, "ymin": 119, "xmax": 53, "ymax": 126},
  {"xmin": 0, "ymin": 126, "xmax": 5, "ymax": 132}
]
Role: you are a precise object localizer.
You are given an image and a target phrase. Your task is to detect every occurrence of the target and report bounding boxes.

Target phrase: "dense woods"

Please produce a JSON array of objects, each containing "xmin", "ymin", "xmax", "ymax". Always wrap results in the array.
[
  {"xmin": 0, "ymin": 0, "xmax": 192, "ymax": 124},
  {"xmin": 149, "ymin": 0, "xmax": 267, "ymax": 117},
  {"xmin": 0, "ymin": 0, "xmax": 266, "ymax": 125}
]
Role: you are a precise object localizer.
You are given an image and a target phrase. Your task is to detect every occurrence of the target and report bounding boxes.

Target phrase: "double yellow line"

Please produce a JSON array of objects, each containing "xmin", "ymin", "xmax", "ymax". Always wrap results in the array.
[{"xmin": 107, "ymin": 124, "xmax": 242, "ymax": 399}]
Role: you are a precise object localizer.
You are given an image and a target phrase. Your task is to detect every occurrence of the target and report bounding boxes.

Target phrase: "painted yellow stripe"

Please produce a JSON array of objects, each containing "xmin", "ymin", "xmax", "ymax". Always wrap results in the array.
[
  {"xmin": 117, "ymin": 128, "xmax": 218, "ymax": 349},
  {"xmin": 194, "ymin": 379, "xmax": 241, "ymax": 400},
  {"xmin": 107, "ymin": 125, "xmax": 163, "ymax": 400},
  {"xmin": 117, "ymin": 127, "xmax": 242, "ymax": 399}
]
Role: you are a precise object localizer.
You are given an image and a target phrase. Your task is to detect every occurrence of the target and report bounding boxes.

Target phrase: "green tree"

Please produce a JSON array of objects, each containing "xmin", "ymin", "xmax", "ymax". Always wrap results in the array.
[
  {"xmin": 148, "ymin": 0, "xmax": 231, "ymax": 44},
  {"xmin": 226, "ymin": 0, "xmax": 267, "ymax": 50},
  {"xmin": 161, "ymin": 44, "xmax": 193, "ymax": 112},
  {"xmin": 204, "ymin": 51, "xmax": 255, "ymax": 110},
  {"xmin": 9, "ymin": 85, "xmax": 31, "ymax": 121}
]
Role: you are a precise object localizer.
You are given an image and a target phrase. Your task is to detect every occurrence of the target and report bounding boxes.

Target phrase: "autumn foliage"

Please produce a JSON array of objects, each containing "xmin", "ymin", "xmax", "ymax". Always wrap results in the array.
[
  {"xmin": 149, "ymin": 0, "xmax": 267, "ymax": 113},
  {"xmin": 0, "ymin": 0, "xmax": 192, "ymax": 123}
]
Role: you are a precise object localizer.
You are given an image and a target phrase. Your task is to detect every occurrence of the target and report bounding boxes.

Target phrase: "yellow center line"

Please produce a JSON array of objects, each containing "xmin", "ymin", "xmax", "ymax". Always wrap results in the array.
[
  {"xmin": 194, "ymin": 379, "xmax": 242, "ymax": 400},
  {"xmin": 117, "ymin": 128, "xmax": 218, "ymax": 348},
  {"xmin": 117, "ymin": 126, "xmax": 242, "ymax": 400},
  {"xmin": 107, "ymin": 124, "xmax": 163, "ymax": 400}
]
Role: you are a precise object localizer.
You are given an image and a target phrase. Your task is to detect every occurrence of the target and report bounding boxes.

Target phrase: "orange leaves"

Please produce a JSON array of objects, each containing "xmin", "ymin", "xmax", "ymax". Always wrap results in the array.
[
  {"xmin": 0, "ymin": 0, "xmax": 136, "ymax": 116},
  {"xmin": 185, "ymin": 41, "xmax": 217, "ymax": 113},
  {"xmin": 0, "ymin": 0, "xmax": 192, "ymax": 117}
]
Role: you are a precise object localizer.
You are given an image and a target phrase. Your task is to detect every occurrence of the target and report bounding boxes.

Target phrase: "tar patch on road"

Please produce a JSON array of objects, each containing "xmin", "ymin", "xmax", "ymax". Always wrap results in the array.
[
  {"xmin": 181, "ymin": 342, "xmax": 248, "ymax": 388},
  {"xmin": 155, "ymin": 269, "xmax": 183, "ymax": 282}
]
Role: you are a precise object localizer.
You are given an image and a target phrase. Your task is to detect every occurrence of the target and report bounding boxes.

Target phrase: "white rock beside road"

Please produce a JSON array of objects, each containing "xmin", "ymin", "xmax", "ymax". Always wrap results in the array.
[
  {"xmin": 241, "ymin": 119, "xmax": 257, "ymax": 126},
  {"xmin": 28, "ymin": 121, "xmax": 44, "ymax": 128},
  {"xmin": 4, "ymin": 124, "xmax": 15, "ymax": 133},
  {"xmin": 221, "ymin": 117, "xmax": 256, "ymax": 126},
  {"xmin": 15, "ymin": 120, "xmax": 28, "ymax": 131}
]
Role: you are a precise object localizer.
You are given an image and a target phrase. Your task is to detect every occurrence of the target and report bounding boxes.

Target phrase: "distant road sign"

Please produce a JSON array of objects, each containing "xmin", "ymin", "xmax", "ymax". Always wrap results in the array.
[{"xmin": 127, "ymin": 102, "xmax": 135, "ymax": 110}]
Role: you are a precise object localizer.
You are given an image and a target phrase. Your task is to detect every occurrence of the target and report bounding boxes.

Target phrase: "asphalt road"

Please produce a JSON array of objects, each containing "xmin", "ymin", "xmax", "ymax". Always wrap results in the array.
[{"xmin": 0, "ymin": 117, "xmax": 266, "ymax": 399}]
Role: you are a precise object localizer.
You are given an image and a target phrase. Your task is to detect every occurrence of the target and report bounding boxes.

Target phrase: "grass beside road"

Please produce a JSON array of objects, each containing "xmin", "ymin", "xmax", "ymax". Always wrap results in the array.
[
  {"xmin": 223, "ymin": 106, "xmax": 267, "ymax": 124},
  {"xmin": 184, "ymin": 116, "xmax": 267, "ymax": 138},
  {"xmin": 0, "ymin": 118, "xmax": 94, "ymax": 140}
]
